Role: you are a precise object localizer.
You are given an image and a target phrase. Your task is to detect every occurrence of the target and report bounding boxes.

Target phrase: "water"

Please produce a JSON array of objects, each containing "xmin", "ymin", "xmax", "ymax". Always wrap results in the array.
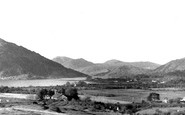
[{"xmin": 0, "ymin": 77, "xmax": 86, "ymax": 87}]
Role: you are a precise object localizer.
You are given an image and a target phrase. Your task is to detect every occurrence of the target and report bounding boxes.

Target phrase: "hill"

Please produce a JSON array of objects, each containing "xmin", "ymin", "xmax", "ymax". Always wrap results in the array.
[
  {"xmin": 153, "ymin": 58, "xmax": 185, "ymax": 77},
  {"xmin": 52, "ymin": 56, "xmax": 73, "ymax": 65},
  {"xmin": 53, "ymin": 57, "xmax": 159, "ymax": 78},
  {"xmin": 154, "ymin": 58, "xmax": 185, "ymax": 73},
  {"xmin": 53, "ymin": 57, "xmax": 95, "ymax": 69},
  {"xmin": 129, "ymin": 61, "xmax": 160, "ymax": 70},
  {"xmin": 104, "ymin": 59, "xmax": 160, "ymax": 69},
  {"xmin": 0, "ymin": 38, "xmax": 88, "ymax": 80},
  {"xmin": 78, "ymin": 64, "xmax": 149, "ymax": 78}
]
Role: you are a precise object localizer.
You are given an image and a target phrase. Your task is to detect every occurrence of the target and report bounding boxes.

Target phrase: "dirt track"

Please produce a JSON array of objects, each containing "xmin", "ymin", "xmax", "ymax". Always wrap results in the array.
[{"xmin": 0, "ymin": 107, "xmax": 67, "ymax": 115}]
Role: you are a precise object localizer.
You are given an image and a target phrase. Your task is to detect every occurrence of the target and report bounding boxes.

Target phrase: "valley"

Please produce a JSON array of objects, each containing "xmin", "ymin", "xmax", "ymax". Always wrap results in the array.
[{"xmin": 1, "ymin": 39, "xmax": 185, "ymax": 114}]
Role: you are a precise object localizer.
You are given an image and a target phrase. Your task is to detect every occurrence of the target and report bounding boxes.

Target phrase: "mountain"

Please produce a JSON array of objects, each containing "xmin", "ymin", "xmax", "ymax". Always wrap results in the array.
[
  {"xmin": 0, "ymin": 38, "xmax": 88, "ymax": 80},
  {"xmin": 53, "ymin": 57, "xmax": 160, "ymax": 78},
  {"xmin": 53, "ymin": 57, "xmax": 95, "ymax": 69},
  {"xmin": 104, "ymin": 59, "xmax": 125, "ymax": 65},
  {"xmin": 53, "ymin": 56, "xmax": 73, "ymax": 65},
  {"xmin": 154, "ymin": 58, "xmax": 185, "ymax": 74},
  {"xmin": 129, "ymin": 62, "xmax": 160, "ymax": 70},
  {"xmin": 104, "ymin": 59, "xmax": 160, "ymax": 69},
  {"xmin": 102, "ymin": 65, "xmax": 149, "ymax": 78},
  {"xmin": 79, "ymin": 64, "xmax": 148, "ymax": 78}
]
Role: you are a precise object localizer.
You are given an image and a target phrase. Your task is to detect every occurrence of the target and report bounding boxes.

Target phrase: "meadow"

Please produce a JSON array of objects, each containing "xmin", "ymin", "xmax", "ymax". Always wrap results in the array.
[{"xmin": 80, "ymin": 89, "xmax": 185, "ymax": 103}]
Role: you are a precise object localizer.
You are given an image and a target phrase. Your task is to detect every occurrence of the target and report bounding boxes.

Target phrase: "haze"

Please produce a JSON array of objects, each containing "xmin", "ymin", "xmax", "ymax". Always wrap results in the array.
[{"xmin": 0, "ymin": 0, "xmax": 185, "ymax": 64}]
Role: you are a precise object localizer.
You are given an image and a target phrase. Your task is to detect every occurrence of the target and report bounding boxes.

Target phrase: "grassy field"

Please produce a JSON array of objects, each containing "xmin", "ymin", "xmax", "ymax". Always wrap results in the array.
[
  {"xmin": 137, "ymin": 107, "xmax": 185, "ymax": 115},
  {"xmin": 80, "ymin": 89, "xmax": 185, "ymax": 103},
  {"xmin": 0, "ymin": 77, "xmax": 86, "ymax": 87}
]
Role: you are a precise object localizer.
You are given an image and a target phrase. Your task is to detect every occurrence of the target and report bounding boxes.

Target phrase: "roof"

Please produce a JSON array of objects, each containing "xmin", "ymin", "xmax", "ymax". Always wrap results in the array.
[{"xmin": 52, "ymin": 94, "xmax": 67, "ymax": 100}]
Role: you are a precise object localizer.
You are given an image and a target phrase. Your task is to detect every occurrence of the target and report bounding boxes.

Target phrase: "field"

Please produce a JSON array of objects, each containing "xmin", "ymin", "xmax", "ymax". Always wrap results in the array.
[
  {"xmin": 0, "ymin": 77, "xmax": 86, "ymax": 87},
  {"xmin": 137, "ymin": 107, "xmax": 185, "ymax": 114},
  {"xmin": 80, "ymin": 88, "xmax": 185, "ymax": 103},
  {"xmin": 0, "ymin": 96, "xmax": 66, "ymax": 115}
]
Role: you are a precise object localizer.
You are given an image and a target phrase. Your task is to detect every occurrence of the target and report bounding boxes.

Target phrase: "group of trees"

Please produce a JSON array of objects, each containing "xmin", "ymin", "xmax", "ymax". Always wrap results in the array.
[
  {"xmin": 37, "ymin": 89, "xmax": 55, "ymax": 100},
  {"xmin": 37, "ymin": 87, "xmax": 79, "ymax": 101},
  {"xmin": 0, "ymin": 86, "xmax": 27, "ymax": 93}
]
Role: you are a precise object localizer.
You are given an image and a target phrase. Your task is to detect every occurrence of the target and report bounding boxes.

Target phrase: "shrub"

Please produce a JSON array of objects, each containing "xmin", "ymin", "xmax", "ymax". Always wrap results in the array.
[
  {"xmin": 49, "ymin": 105, "xmax": 61, "ymax": 113},
  {"xmin": 47, "ymin": 89, "xmax": 55, "ymax": 99},
  {"xmin": 36, "ymin": 89, "xmax": 48, "ymax": 101},
  {"xmin": 76, "ymin": 81, "xmax": 88, "ymax": 87},
  {"xmin": 65, "ymin": 87, "xmax": 79, "ymax": 101}
]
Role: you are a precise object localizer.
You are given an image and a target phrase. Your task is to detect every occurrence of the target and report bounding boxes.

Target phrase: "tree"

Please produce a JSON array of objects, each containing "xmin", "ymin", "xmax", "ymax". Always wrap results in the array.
[
  {"xmin": 47, "ymin": 89, "xmax": 55, "ymax": 99},
  {"xmin": 37, "ymin": 89, "xmax": 48, "ymax": 100},
  {"xmin": 64, "ymin": 87, "xmax": 79, "ymax": 101},
  {"xmin": 76, "ymin": 81, "xmax": 87, "ymax": 87},
  {"xmin": 58, "ymin": 88, "xmax": 65, "ymax": 94}
]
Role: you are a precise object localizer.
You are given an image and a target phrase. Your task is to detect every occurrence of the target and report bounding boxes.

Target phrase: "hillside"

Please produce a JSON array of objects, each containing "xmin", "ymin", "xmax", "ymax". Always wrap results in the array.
[
  {"xmin": 53, "ymin": 57, "xmax": 95, "ymax": 69},
  {"xmin": 80, "ymin": 60, "xmax": 158, "ymax": 77},
  {"xmin": 52, "ymin": 56, "xmax": 73, "ymax": 65},
  {"xmin": 0, "ymin": 38, "xmax": 88, "ymax": 80},
  {"xmin": 154, "ymin": 58, "xmax": 185, "ymax": 76},
  {"xmin": 104, "ymin": 59, "xmax": 160, "ymax": 69},
  {"xmin": 79, "ymin": 64, "xmax": 149, "ymax": 78},
  {"xmin": 129, "ymin": 61, "xmax": 160, "ymax": 70},
  {"xmin": 53, "ymin": 57, "xmax": 159, "ymax": 78}
]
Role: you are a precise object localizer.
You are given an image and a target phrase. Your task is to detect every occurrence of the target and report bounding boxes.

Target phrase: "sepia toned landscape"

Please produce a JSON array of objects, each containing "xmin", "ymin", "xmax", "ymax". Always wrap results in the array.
[
  {"xmin": 1, "ymin": 0, "xmax": 185, "ymax": 115},
  {"xmin": 0, "ymin": 38, "xmax": 185, "ymax": 114}
]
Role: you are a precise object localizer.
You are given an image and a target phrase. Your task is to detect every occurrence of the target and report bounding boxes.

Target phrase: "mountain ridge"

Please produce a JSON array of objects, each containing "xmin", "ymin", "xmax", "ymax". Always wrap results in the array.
[
  {"xmin": 53, "ymin": 56, "xmax": 160, "ymax": 78},
  {"xmin": 0, "ymin": 38, "xmax": 88, "ymax": 80},
  {"xmin": 154, "ymin": 57, "xmax": 185, "ymax": 74}
]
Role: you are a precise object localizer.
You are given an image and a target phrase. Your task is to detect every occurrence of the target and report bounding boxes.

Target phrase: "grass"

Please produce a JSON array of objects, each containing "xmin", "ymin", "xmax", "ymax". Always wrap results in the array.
[
  {"xmin": 80, "ymin": 89, "xmax": 185, "ymax": 103},
  {"xmin": 137, "ymin": 107, "xmax": 185, "ymax": 115}
]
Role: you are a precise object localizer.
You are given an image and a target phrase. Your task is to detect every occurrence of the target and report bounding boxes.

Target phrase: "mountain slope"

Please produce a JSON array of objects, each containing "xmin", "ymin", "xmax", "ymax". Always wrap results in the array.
[
  {"xmin": 78, "ymin": 60, "xmax": 158, "ymax": 78},
  {"xmin": 103, "ymin": 65, "xmax": 149, "ymax": 78},
  {"xmin": 154, "ymin": 58, "xmax": 185, "ymax": 74},
  {"xmin": 104, "ymin": 59, "xmax": 160, "ymax": 69},
  {"xmin": 53, "ymin": 57, "xmax": 95, "ymax": 69},
  {"xmin": 130, "ymin": 62, "xmax": 160, "ymax": 70},
  {"xmin": 78, "ymin": 64, "xmax": 149, "ymax": 78},
  {"xmin": 53, "ymin": 56, "xmax": 73, "ymax": 65},
  {"xmin": 0, "ymin": 38, "xmax": 88, "ymax": 80},
  {"xmin": 53, "ymin": 57, "xmax": 159, "ymax": 78}
]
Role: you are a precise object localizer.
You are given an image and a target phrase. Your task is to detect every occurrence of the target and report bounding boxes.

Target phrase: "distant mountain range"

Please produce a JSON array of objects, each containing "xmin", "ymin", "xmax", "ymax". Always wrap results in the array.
[
  {"xmin": 0, "ymin": 38, "xmax": 88, "ymax": 80},
  {"xmin": 1, "ymin": 38, "xmax": 185, "ymax": 80},
  {"xmin": 53, "ymin": 56, "xmax": 185, "ymax": 79},
  {"xmin": 53, "ymin": 57, "xmax": 160, "ymax": 78},
  {"xmin": 53, "ymin": 56, "xmax": 95, "ymax": 69}
]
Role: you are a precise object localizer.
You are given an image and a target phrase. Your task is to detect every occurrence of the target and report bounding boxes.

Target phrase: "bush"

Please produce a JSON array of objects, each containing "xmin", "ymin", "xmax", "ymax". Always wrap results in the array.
[
  {"xmin": 76, "ymin": 81, "xmax": 88, "ymax": 87},
  {"xmin": 49, "ymin": 105, "xmax": 61, "ymax": 113},
  {"xmin": 65, "ymin": 88, "xmax": 79, "ymax": 101},
  {"xmin": 37, "ymin": 89, "xmax": 48, "ymax": 101}
]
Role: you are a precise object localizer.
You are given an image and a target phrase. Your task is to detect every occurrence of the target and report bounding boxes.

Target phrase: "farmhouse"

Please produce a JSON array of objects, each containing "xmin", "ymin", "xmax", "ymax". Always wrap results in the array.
[
  {"xmin": 180, "ymin": 97, "xmax": 185, "ymax": 102},
  {"xmin": 163, "ymin": 97, "xmax": 168, "ymax": 103},
  {"xmin": 52, "ymin": 93, "xmax": 67, "ymax": 101},
  {"xmin": 147, "ymin": 93, "xmax": 160, "ymax": 102}
]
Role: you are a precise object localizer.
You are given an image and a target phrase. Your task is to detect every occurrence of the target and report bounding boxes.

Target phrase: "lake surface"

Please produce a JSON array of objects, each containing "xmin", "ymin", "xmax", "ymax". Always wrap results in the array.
[{"xmin": 0, "ymin": 77, "xmax": 86, "ymax": 87}]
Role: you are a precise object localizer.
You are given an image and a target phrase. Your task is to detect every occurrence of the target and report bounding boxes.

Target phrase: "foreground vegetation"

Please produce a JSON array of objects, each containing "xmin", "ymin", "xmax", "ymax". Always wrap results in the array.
[{"xmin": 1, "ymin": 77, "xmax": 185, "ymax": 114}]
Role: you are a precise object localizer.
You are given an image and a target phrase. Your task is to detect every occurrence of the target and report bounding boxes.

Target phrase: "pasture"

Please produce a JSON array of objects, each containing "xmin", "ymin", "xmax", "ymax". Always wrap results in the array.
[{"xmin": 80, "ymin": 89, "xmax": 185, "ymax": 103}]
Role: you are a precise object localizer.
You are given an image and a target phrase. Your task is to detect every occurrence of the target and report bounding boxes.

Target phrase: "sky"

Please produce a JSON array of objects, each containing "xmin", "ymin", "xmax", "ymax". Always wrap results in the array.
[{"xmin": 0, "ymin": 0, "xmax": 185, "ymax": 64}]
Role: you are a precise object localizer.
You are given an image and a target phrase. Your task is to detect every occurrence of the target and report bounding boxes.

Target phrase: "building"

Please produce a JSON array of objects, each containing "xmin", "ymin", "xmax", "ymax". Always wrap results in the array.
[
  {"xmin": 52, "ymin": 93, "xmax": 67, "ymax": 101},
  {"xmin": 163, "ymin": 97, "xmax": 168, "ymax": 103},
  {"xmin": 147, "ymin": 93, "xmax": 160, "ymax": 102}
]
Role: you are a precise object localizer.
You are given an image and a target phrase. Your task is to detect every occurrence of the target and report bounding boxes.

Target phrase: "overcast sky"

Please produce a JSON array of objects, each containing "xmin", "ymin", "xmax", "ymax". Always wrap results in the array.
[{"xmin": 0, "ymin": 0, "xmax": 185, "ymax": 64}]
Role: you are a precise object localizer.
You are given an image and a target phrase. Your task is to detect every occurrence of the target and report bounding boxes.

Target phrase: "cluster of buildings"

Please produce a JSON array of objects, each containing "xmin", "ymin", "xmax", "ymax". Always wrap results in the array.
[{"xmin": 147, "ymin": 92, "xmax": 185, "ymax": 104}]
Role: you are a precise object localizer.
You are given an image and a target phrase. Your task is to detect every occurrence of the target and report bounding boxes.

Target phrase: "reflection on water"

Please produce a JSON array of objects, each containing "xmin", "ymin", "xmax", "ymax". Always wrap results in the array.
[{"xmin": 0, "ymin": 77, "xmax": 86, "ymax": 87}]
